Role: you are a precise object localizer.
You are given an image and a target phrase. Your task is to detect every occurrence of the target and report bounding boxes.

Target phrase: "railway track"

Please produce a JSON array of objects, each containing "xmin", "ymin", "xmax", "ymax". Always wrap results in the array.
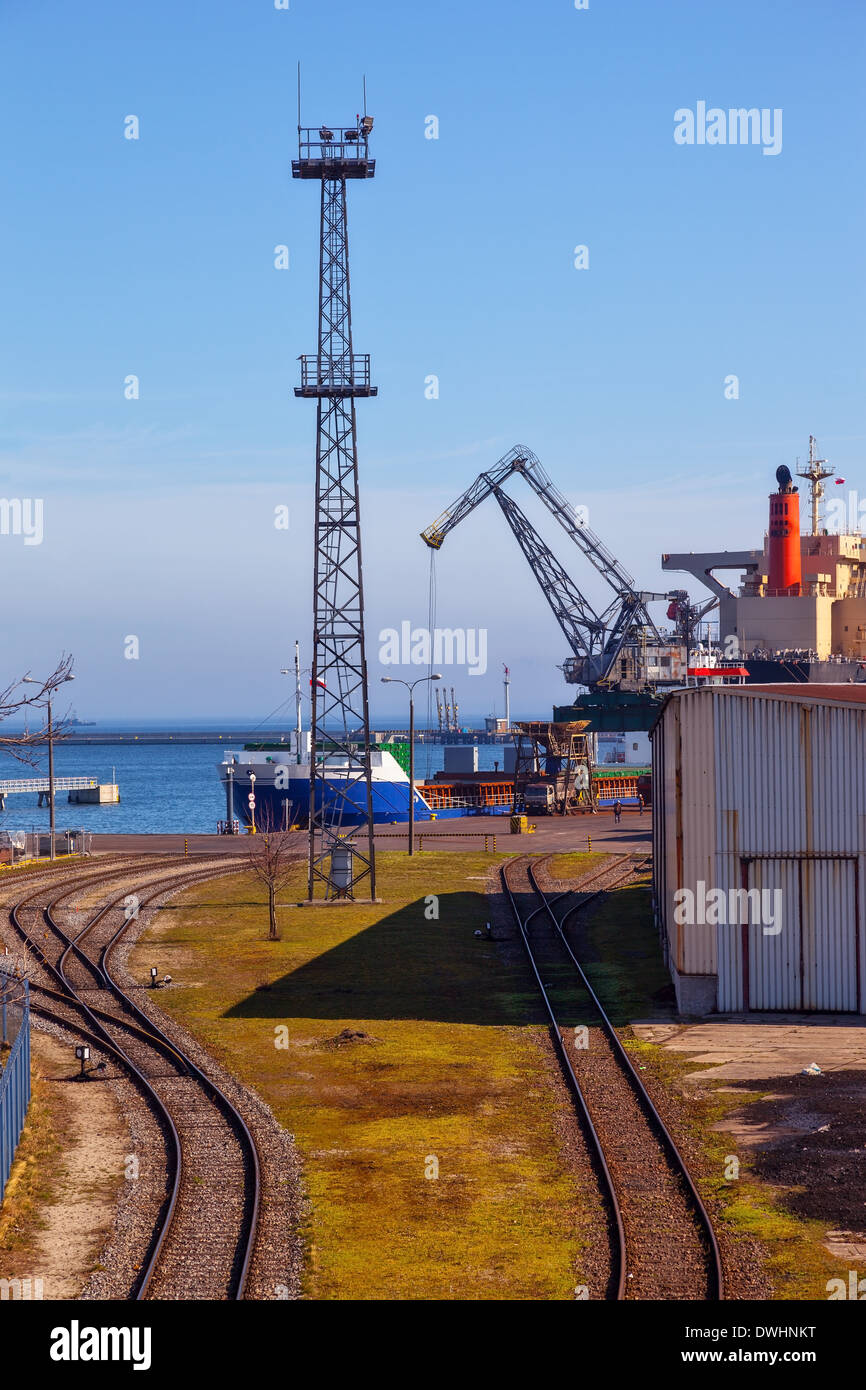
[
  {"xmin": 502, "ymin": 853, "xmax": 724, "ymax": 1301},
  {"xmin": 4, "ymin": 854, "xmax": 273, "ymax": 1300}
]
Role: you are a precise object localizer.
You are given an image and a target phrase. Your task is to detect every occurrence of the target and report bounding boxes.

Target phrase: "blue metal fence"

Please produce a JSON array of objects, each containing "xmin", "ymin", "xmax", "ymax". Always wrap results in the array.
[{"xmin": 0, "ymin": 967, "xmax": 31, "ymax": 1201}]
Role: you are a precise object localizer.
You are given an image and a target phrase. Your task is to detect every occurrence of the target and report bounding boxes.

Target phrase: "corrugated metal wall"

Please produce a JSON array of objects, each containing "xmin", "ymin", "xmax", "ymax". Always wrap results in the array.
[
  {"xmin": 653, "ymin": 688, "xmax": 866, "ymax": 1013},
  {"xmin": 678, "ymin": 696, "xmax": 718, "ymax": 977}
]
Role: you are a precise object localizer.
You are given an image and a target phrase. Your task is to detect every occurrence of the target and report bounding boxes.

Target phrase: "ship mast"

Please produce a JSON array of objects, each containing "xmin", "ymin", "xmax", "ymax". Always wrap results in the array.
[
  {"xmin": 796, "ymin": 435, "xmax": 834, "ymax": 537},
  {"xmin": 295, "ymin": 639, "xmax": 302, "ymax": 745}
]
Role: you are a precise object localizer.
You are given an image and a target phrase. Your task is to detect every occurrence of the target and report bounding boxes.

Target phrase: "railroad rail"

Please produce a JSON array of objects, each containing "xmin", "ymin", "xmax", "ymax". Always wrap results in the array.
[
  {"xmin": 4, "ymin": 854, "xmax": 277, "ymax": 1300},
  {"xmin": 501, "ymin": 853, "xmax": 724, "ymax": 1300}
]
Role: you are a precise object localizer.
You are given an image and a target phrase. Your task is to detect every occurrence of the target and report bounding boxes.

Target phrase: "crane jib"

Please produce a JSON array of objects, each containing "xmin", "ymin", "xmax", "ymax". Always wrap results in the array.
[{"xmin": 419, "ymin": 444, "xmax": 688, "ymax": 688}]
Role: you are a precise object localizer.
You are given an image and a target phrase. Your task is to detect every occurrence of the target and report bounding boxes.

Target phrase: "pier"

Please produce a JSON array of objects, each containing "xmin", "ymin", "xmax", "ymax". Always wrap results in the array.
[{"xmin": 0, "ymin": 776, "xmax": 119, "ymax": 810}]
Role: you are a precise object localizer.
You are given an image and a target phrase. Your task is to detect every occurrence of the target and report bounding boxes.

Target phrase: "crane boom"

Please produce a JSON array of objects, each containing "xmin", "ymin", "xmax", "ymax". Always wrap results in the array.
[
  {"xmin": 492, "ymin": 488, "xmax": 649, "ymax": 685},
  {"xmin": 420, "ymin": 444, "xmax": 695, "ymax": 689},
  {"xmin": 420, "ymin": 445, "xmax": 538, "ymax": 549},
  {"xmin": 420, "ymin": 443, "xmax": 663, "ymax": 640},
  {"xmin": 514, "ymin": 460, "xmax": 664, "ymax": 640},
  {"xmin": 492, "ymin": 487, "xmax": 603, "ymax": 659}
]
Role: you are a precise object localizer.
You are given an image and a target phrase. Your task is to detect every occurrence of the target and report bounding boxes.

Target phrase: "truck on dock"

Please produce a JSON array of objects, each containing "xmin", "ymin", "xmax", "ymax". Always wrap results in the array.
[{"xmin": 523, "ymin": 765, "xmax": 592, "ymax": 815}]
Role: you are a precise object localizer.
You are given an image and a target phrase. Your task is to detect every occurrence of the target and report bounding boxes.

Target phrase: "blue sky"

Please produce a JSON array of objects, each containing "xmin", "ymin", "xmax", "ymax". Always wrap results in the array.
[{"xmin": 1, "ymin": 0, "xmax": 863, "ymax": 722}]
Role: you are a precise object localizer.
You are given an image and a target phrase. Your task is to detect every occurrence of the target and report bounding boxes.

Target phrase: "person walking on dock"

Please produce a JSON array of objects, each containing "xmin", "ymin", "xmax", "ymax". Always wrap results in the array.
[{"xmin": 613, "ymin": 799, "xmax": 622, "ymax": 824}]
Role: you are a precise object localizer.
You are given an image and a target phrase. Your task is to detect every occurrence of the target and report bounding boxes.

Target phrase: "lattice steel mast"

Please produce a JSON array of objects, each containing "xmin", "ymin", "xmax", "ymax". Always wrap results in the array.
[{"xmin": 293, "ymin": 106, "xmax": 377, "ymax": 901}]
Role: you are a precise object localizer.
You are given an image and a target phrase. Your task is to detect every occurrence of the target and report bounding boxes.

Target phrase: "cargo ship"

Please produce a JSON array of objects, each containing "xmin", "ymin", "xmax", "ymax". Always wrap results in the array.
[
  {"xmin": 216, "ymin": 645, "xmax": 467, "ymax": 830},
  {"xmin": 663, "ymin": 438, "xmax": 866, "ymax": 686},
  {"xmin": 217, "ymin": 736, "xmax": 651, "ymax": 829},
  {"xmin": 216, "ymin": 671, "xmax": 645, "ymax": 829},
  {"xmin": 217, "ymin": 733, "xmax": 469, "ymax": 830}
]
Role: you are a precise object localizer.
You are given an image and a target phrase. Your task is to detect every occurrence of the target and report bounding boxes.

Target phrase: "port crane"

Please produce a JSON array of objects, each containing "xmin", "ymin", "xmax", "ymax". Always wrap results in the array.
[{"xmin": 421, "ymin": 445, "xmax": 714, "ymax": 690}]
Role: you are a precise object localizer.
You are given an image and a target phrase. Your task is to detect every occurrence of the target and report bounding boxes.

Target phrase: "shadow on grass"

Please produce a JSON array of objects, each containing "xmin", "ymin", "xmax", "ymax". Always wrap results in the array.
[
  {"xmin": 224, "ymin": 889, "xmax": 545, "ymax": 1026},
  {"xmin": 559, "ymin": 883, "xmax": 676, "ymax": 1027}
]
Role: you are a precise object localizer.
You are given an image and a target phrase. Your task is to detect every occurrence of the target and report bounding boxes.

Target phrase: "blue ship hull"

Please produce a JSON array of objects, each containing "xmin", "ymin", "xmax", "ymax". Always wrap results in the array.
[{"xmin": 230, "ymin": 775, "xmax": 464, "ymax": 829}]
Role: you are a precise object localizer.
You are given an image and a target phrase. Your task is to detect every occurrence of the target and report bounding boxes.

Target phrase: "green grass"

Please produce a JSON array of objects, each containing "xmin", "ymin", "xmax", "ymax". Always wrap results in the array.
[
  {"xmin": 547, "ymin": 851, "xmax": 606, "ymax": 882},
  {"xmin": 130, "ymin": 851, "xmax": 591, "ymax": 1300},
  {"xmin": 575, "ymin": 873, "xmax": 672, "ymax": 1024},
  {"xmin": 132, "ymin": 848, "xmax": 855, "ymax": 1301}
]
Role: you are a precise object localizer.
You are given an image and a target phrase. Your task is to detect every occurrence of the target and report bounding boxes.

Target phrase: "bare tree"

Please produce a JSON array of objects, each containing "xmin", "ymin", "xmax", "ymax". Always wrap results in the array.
[
  {"xmin": 246, "ymin": 806, "xmax": 300, "ymax": 940},
  {"xmin": 0, "ymin": 939, "xmax": 39, "ymax": 984},
  {"xmin": 0, "ymin": 940, "xmax": 39, "ymax": 982},
  {"xmin": 0, "ymin": 653, "xmax": 76, "ymax": 766}
]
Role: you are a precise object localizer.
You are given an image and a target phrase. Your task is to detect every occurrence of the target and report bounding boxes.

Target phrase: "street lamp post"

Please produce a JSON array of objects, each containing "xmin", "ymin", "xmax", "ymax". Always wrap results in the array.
[
  {"xmin": 381, "ymin": 673, "xmax": 442, "ymax": 856},
  {"xmin": 23, "ymin": 673, "xmax": 74, "ymax": 862}
]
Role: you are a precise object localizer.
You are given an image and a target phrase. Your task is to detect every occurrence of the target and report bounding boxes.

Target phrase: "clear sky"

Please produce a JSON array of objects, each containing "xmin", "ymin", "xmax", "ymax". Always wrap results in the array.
[{"xmin": 1, "ymin": 0, "xmax": 864, "ymax": 724}]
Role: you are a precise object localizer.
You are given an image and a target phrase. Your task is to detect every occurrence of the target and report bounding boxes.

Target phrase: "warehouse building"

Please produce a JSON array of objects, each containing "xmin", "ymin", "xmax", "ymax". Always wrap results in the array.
[{"xmin": 650, "ymin": 684, "xmax": 866, "ymax": 1015}]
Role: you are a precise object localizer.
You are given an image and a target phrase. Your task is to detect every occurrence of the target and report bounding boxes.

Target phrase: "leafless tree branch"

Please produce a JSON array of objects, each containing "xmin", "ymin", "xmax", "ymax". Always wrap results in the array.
[
  {"xmin": 0, "ymin": 653, "xmax": 76, "ymax": 766},
  {"xmin": 246, "ymin": 805, "xmax": 301, "ymax": 940}
]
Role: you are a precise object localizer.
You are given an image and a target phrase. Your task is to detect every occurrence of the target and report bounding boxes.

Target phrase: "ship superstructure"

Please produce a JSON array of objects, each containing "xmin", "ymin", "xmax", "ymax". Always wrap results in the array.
[{"xmin": 664, "ymin": 438, "xmax": 866, "ymax": 681}]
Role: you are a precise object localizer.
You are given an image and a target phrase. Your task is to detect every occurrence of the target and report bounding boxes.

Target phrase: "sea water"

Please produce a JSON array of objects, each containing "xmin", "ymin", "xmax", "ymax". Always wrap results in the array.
[{"xmin": 0, "ymin": 733, "xmax": 516, "ymax": 836}]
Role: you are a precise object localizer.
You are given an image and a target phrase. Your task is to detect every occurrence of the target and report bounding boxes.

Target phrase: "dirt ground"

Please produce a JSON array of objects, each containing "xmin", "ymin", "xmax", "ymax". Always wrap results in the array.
[
  {"xmin": 1, "ymin": 1031, "xmax": 129, "ymax": 1298},
  {"xmin": 635, "ymin": 1017, "xmax": 866, "ymax": 1261}
]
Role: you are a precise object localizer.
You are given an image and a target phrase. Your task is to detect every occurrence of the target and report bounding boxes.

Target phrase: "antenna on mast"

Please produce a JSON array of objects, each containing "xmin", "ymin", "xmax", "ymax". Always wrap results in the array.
[
  {"xmin": 297, "ymin": 61, "xmax": 301, "ymax": 139},
  {"xmin": 796, "ymin": 434, "xmax": 834, "ymax": 537}
]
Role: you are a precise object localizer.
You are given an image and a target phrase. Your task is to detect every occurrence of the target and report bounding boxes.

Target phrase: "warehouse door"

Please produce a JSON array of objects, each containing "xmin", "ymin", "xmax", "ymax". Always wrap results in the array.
[
  {"xmin": 801, "ymin": 859, "xmax": 858, "ymax": 1012},
  {"xmin": 744, "ymin": 859, "xmax": 801, "ymax": 1011},
  {"xmin": 744, "ymin": 858, "xmax": 859, "ymax": 1012}
]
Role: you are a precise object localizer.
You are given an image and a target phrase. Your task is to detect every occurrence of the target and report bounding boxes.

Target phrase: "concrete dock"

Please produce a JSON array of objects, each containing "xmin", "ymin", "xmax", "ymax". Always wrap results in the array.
[
  {"xmin": 373, "ymin": 809, "xmax": 651, "ymax": 855},
  {"xmin": 86, "ymin": 808, "xmax": 651, "ymax": 859}
]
